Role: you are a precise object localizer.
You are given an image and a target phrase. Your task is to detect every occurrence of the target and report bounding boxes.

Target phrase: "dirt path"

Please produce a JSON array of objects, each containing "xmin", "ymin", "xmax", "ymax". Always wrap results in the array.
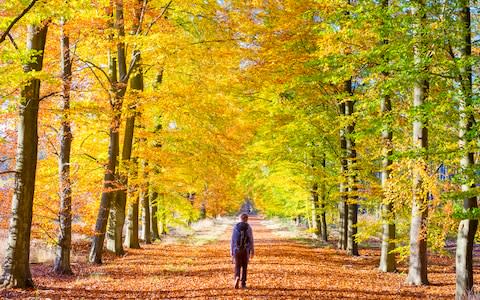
[{"xmin": 1, "ymin": 216, "xmax": 459, "ymax": 299}]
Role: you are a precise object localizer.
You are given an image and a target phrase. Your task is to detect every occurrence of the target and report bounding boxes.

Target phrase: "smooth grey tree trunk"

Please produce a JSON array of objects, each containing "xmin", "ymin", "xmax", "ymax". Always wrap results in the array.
[
  {"xmin": 141, "ymin": 161, "xmax": 151, "ymax": 244},
  {"xmin": 406, "ymin": 1, "xmax": 429, "ymax": 284},
  {"xmin": 345, "ymin": 86, "xmax": 358, "ymax": 256},
  {"xmin": 54, "ymin": 19, "xmax": 73, "ymax": 275},
  {"xmin": 320, "ymin": 156, "xmax": 328, "ymax": 242},
  {"xmin": 113, "ymin": 52, "xmax": 142, "ymax": 250},
  {"xmin": 0, "ymin": 23, "xmax": 48, "ymax": 288},
  {"xmin": 150, "ymin": 191, "xmax": 160, "ymax": 240},
  {"xmin": 338, "ymin": 100, "xmax": 348, "ymax": 250},
  {"xmin": 455, "ymin": 2, "xmax": 478, "ymax": 298},
  {"xmin": 106, "ymin": 0, "xmax": 129, "ymax": 256},
  {"xmin": 149, "ymin": 70, "xmax": 163, "ymax": 241},
  {"xmin": 89, "ymin": 4, "xmax": 119, "ymax": 264},
  {"xmin": 123, "ymin": 49, "xmax": 143, "ymax": 249},
  {"xmin": 379, "ymin": 0, "xmax": 396, "ymax": 272},
  {"xmin": 89, "ymin": 45, "xmax": 122, "ymax": 263},
  {"xmin": 124, "ymin": 190, "xmax": 140, "ymax": 248},
  {"xmin": 311, "ymin": 182, "xmax": 320, "ymax": 237}
]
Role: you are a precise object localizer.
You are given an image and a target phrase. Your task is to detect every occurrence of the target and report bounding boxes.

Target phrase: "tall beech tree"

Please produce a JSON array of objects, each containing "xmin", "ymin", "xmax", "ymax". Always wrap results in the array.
[
  {"xmin": 455, "ymin": 0, "xmax": 478, "ymax": 298},
  {"xmin": 119, "ymin": 0, "xmax": 144, "ymax": 250},
  {"xmin": 141, "ymin": 161, "xmax": 152, "ymax": 244},
  {"xmin": 0, "ymin": 22, "xmax": 48, "ymax": 288},
  {"xmin": 345, "ymin": 82, "xmax": 358, "ymax": 256},
  {"xmin": 124, "ymin": 158, "xmax": 140, "ymax": 248},
  {"xmin": 105, "ymin": 0, "xmax": 129, "ymax": 256},
  {"xmin": 90, "ymin": 0, "xmax": 136, "ymax": 262},
  {"xmin": 54, "ymin": 18, "xmax": 73, "ymax": 275},
  {"xmin": 406, "ymin": 0, "xmax": 430, "ymax": 286},
  {"xmin": 338, "ymin": 99, "xmax": 348, "ymax": 251},
  {"xmin": 378, "ymin": 0, "xmax": 396, "ymax": 273}
]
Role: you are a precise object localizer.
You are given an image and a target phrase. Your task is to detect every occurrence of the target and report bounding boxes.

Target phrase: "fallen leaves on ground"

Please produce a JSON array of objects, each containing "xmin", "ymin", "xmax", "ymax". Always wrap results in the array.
[{"xmin": 0, "ymin": 217, "xmax": 464, "ymax": 299}]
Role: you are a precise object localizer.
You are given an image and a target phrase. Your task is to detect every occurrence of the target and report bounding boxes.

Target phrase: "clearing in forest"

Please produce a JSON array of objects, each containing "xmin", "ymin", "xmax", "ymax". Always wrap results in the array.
[{"xmin": 0, "ymin": 217, "xmax": 463, "ymax": 299}]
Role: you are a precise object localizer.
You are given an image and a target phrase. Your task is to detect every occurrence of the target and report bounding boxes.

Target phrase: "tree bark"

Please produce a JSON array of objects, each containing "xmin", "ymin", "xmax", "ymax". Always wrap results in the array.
[
  {"xmin": 345, "ymin": 88, "xmax": 358, "ymax": 256},
  {"xmin": 0, "ymin": 23, "xmax": 48, "ymax": 288},
  {"xmin": 379, "ymin": 0, "xmax": 396, "ymax": 273},
  {"xmin": 159, "ymin": 193, "xmax": 168, "ymax": 235},
  {"xmin": 150, "ymin": 191, "xmax": 160, "ymax": 240},
  {"xmin": 123, "ymin": 49, "xmax": 143, "ymax": 248},
  {"xmin": 106, "ymin": 0, "xmax": 129, "ymax": 256},
  {"xmin": 54, "ymin": 19, "xmax": 73, "ymax": 275},
  {"xmin": 124, "ymin": 189, "xmax": 140, "ymax": 248},
  {"xmin": 455, "ymin": 1, "xmax": 478, "ymax": 298},
  {"xmin": 338, "ymin": 100, "xmax": 348, "ymax": 250},
  {"xmin": 320, "ymin": 156, "xmax": 328, "ymax": 242},
  {"xmin": 379, "ymin": 98, "xmax": 396, "ymax": 271},
  {"xmin": 406, "ymin": 1, "xmax": 429, "ymax": 284},
  {"xmin": 89, "ymin": 46, "xmax": 121, "ymax": 263},
  {"xmin": 311, "ymin": 182, "xmax": 320, "ymax": 238},
  {"xmin": 141, "ymin": 161, "xmax": 151, "ymax": 244}
]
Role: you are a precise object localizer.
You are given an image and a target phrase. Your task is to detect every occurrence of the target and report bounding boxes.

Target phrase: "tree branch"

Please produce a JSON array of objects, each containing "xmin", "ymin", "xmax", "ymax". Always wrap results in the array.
[
  {"xmin": 144, "ymin": 0, "xmax": 173, "ymax": 36},
  {"xmin": 77, "ymin": 57, "xmax": 112, "ymax": 85},
  {"xmin": 191, "ymin": 38, "xmax": 240, "ymax": 45},
  {"xmin": 0, "ymin": 0, "xmax": 38, "ymax": 45},
  {"xmin": 121, "ymin": 51, "xmax": 140, "ymax": 83},
  {"xmin": 39, "ymin": 91, "xmax": 61, "ymax": 102},
  {"xmin": 76, "ymin": 57, "xmax": 113, "ymax": 104},
  {"xmin": 135, "ymin": 0, "xmax": 149, "ymax": 36},
  {"xmin": 0, "ymin": 170, "xmax": 16, "ymax": 175},
  {"xmin": 7, "ymin": 33, "xmax": 19, "ymax": 50}
]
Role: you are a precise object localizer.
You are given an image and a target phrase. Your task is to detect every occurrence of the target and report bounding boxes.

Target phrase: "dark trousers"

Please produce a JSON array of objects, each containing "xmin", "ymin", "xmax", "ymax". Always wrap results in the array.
[{"xmin": 234, "ymin": 249, "xmax": 248, "ymax": 284}]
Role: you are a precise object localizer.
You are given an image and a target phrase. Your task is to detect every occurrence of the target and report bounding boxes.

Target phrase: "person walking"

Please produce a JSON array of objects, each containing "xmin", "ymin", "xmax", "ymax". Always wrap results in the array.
[{"xmin": 230, "ymin": 213, "xmax": 254, "ymax": 289}]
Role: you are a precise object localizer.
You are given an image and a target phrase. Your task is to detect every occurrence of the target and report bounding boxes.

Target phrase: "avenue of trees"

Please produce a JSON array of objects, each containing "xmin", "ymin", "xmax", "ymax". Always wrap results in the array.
[{"xmin": 0, "ymin": 0, "xmax": 478, "ymax": 299}]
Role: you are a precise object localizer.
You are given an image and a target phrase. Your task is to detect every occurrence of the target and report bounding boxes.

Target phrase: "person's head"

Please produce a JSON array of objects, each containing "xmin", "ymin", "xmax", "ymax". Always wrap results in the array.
[{"xmin": 240, "ymin": 213, "xmax": 248, "ymax": 223}]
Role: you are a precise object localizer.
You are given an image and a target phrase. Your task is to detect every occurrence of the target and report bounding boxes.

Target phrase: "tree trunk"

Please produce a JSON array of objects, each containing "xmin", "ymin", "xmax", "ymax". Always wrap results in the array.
[
  {"xmin": 345, "ymin": 92, "xmax": 358, "ymax": 256},
  {"xmin": 406, "ymin": 1, "xmax": 429, "ymax": 284},
  {"xmin": 106, "ymin": 0, "xmax": 129, "ymax": 256},
  {"xmin": 89, "ymin": 49, "xmax": 121, "ymax": 263},
  {"xmin": 320, "ymin": 156, "xmax": 328, "ymax": 242},
  {"xmin": 379, "ymin": 0, "xmax": 396, "ymax": 270},
  {"xmin": 311, "ymin": 183, "xmax": 320, "ymax": 238},
  {"xmin": 338, "ymin": 100, "xmax": 348, "ymax": 250},
  {"xmin": 54, "ymin": 19, "xmax": 73, "ymax": 275},
  {"xmin": 0, "ymin": 23, "xmax": 48, "ymax": 288},
  {"xmin": 455, "ymin": 2, "xmax": 478, "ymax": 298},
  {"xmin": 159, "ymin": 194, "xmax": 168, "ymax": 235},
  {"xmin": 124, "ymin": 192, "xmax": 140, "ymax": 249},
  {"xmin": 379, "ymin": 119, "xmax": 396, "ymax": 272},
  {"xmin": 150, "ymin": 191, "xmax": 160, "ymax": 240},
  {"xmin": 141, "ymin": 161, "xmax": 151, "ymax": 244}
]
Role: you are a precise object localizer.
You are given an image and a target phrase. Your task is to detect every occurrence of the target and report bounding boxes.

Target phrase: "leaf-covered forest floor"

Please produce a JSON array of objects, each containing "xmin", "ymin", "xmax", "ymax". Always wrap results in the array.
[{"xmin": 0, "ymin": 216, "xmax": 472, "ymax": 299}]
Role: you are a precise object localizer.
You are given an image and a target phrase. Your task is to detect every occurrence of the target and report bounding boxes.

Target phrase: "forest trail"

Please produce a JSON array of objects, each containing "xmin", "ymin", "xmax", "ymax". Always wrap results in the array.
[{"xmin": 2, "ymin": 216, "xmax": 458, "ymax": 299}]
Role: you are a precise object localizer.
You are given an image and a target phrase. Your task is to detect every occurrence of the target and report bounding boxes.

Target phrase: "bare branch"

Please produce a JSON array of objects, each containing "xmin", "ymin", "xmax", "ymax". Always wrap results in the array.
[
  {"xmin": 135, "ymin": 0, "xmax": 149, "ymax": 36},
  {"xmin": 0, "ymin": 158, "xmax": 13, "ymax": 164},
  {"xmin": 191, "ymin": 38, "xmax": 240, "ymax": 45},
  {"xmin": 76, "ymin": 57, "xmax": 112, "ymax": 103},
  {"xmin": 39, "ymin": 91, "xmax": 61, "ymax": 102},
  {"xmin": 0, "ymin": 170, "xmax": 16, "ymax": 175},
  {"xmin": 144, "ymin": 0, "xmax": 173, "ymax": 36},
  {"xmin": 121, "ymin": 51, "xmax": 140, "ymax": 83},
  {"xmin": 0, "ymin": 0, "xmax": 38, "ymax": 45},
  {"xmin": 7, "ymin": 33, "xmax": 19, "ymax": 50},
  {"xmin": 76, "ymin": 57, "xmax": 112, "ymax": 85},
  {"xmin": 82, "ymin": 153, "xmax": 100, "ymax": 163}
]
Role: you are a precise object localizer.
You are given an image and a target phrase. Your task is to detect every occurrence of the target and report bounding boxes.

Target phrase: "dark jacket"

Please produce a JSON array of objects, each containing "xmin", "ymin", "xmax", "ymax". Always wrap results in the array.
[{"xmin": 230, "ymin": 222, "xmax": 254, "ymax": 258}]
